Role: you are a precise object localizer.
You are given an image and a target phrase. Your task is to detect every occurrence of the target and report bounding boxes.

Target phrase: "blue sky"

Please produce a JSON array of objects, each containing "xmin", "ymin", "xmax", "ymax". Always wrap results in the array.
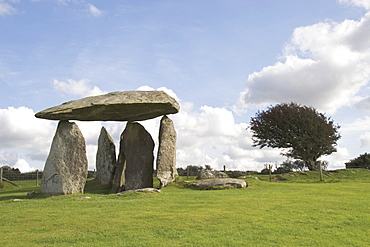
[{"xmin": 1, "ymin": 0, "xmax": 370, "ymax": 172}]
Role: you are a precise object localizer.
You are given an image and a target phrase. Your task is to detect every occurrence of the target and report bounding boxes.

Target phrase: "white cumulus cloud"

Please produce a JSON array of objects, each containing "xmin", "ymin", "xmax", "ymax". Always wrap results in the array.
[
  {"xmin": 136, "ymin": 85, "xmax": 180, "ymax": 102},
  {"xmin": 53, "ymin": 79, "xmax": 107, "ymax": 97},
  {"xmin": 237, "ymin": 7, "xmax": 370, "ymax": 114},
  {"xmin": 360, "ymin": 132, "xmax": 370, "ymax": 147},
  {"xmin": 0, "ymin": 151, "xmax": 18, "ymax": 167},
  {"xmin": 0, "ymin": 105, "xmax": 125, "ymax": 172},
  {"xmin": 171, "ymin": 102, "xmax": 273, "ymax": 171},
  {"xmin": 325, "ymin": 146, "xmax": 351, "ymax": 170},
  {"xmin": 339, "ymin": 0, "xmax": 370, "ymax": 10},
  {"xmin": 341, "ymin": 116, "xmax": 370, "ymax": 134},
  {"xmin": 14, "ymin": 158, "xmax": 36, "ymax": 173},
  {"xmin": 0, "ymin": 107, "xmax": 55, "ymax": 154},
  {"xmin": 0, "ymin": 107, "xmax": 56, "ymax": 172}
]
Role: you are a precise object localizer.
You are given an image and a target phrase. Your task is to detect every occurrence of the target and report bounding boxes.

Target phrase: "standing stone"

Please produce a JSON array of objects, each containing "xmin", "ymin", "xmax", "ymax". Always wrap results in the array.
[
  {"xmin": 111, "ymin": 137, "xmax": 125, "ymax": 193},
  {"xmin": 124, "ymin": 122, "xmax": 154, "ymax": 190},
  {"xmin": 95, "ymin": 127, "xmax": 116, "ymax": 185},
  {"xmin": 156, "ymin": 115, "xmax": 178, "ymax": 188},
  {"xmin": 41, "ymin": 121, "xmax": 88, "ymax": 195},
  {"xmin": 113, "ymin": 122, "xmax": 154, "ymax": 192}
]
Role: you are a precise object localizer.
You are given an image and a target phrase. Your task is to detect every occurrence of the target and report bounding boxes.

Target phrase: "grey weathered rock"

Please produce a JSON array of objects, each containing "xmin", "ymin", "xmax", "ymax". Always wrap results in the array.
[
  {"xmin": 117, "ymin": 188, "xmax": 161, "ymax": 194},
  {"xmin": 40, "ymin": 121, "xmax": 88, "ymax": 195},
  {"xmin": 197, "ymin": 170, "xmax": 228, "ymax": 179},
  {"xmin": 35, "ymin": 91, "xmax": 180, "ymax": 121},
  {"xmin": 246, "ymin": 175, "xmax": 259, "ymax": 180},
  {"xmin": 123, "ymin": 122, "xmax": 155, "ymax": 190},
  {"xmin": 189, "ymin": 178, "xmax": 247, "ymax": 190},
  {"xmin": 26, "ymin": 191, "xmax": 36, "ymax": 198},
  {"xmin": 215, "ymin": 171, "xmax": 228, "ymax": 178},
  {"xmin": 112, "ymin": 122, "xmax": 154, "ymax": 192},
  {"xmin": 197, "ymin": 169, "xmax": 215, "ymax": 179},
  {"xmin": 76, "ymin": 196, "xmax": 91, "ymax": 200},
  {"xmin": 94, "ymin": 127, "xmax": 116, "ymax": 185},
  {"xmin": 111, "ymin": 136, "xmax": 126, "ymax": 193},
  {"xmin": 156, "ymin": 115, "xmax": 178, "ymax": 188}
]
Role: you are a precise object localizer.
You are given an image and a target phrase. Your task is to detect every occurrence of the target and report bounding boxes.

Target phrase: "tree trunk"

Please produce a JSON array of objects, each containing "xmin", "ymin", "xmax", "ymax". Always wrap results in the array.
[
  {"xmin": 306, "ymin": 160, "xmax": 316, "ymax": 171},
  {"xmin": 307, "ymin": 160, "xmax": 323, "ymax": 181}
]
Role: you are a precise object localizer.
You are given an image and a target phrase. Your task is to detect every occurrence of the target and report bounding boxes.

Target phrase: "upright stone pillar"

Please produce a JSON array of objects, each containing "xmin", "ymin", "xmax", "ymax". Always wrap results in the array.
[
  {"xmin": 112, "ymin": 122, "xmax": 154, "ymax": 192},
  {"xmin": 41, "ymin": 120, "xmax": 88, "ymax": 195},
  {"xmin": 111, "ymin": 138, "xmax": 125, "ymax": 193},
  {"xmin": 95, "ymin": 127, "xmax": 116, "ymax": 185},
  {"xmin": 156, "ymin": 115, "xmax": 178, "ymax": 188}
]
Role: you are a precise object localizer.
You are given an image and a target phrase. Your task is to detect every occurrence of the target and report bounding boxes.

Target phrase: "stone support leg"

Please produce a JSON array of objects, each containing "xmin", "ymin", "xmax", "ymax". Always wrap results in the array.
[
  {"xmin": 41, "ymin": 120, "xmax": 88, "ymax": 195},
  {"xmin": 156, "ymin": 115, "xmax": 178, "ymax": 188}
]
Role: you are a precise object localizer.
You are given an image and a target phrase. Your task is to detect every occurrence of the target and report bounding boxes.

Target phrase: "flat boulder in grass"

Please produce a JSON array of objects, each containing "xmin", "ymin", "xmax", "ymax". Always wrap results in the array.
[
  {"xmin": 189, "ymin": 178, "xmax": 247, "ymax": 190},
  {"xmin": 35, "ymin": 91, "xmax": 180, "ymax": 121},
  {"xmin": 117, "ymin": 188, "xmax": 161, "ymax": 194}
]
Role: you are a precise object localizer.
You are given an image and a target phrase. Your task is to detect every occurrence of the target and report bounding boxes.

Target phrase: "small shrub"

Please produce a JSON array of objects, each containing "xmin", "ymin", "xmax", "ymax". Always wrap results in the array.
[{"xmin": 260, "ymin": 168, "xmax": 270, "ymax": 175}]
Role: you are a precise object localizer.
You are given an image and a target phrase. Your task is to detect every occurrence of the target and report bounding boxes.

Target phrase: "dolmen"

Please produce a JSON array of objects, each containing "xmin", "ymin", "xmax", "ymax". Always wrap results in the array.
[{"xmin": 36, "ymin": 91, "xmax": 180, "ymax": 195}]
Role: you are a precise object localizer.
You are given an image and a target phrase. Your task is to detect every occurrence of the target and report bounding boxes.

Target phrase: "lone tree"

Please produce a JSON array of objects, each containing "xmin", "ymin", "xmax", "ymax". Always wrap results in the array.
[{"xmin": 250, "ymin": 102, "xmax": 341, "ymax": 171}]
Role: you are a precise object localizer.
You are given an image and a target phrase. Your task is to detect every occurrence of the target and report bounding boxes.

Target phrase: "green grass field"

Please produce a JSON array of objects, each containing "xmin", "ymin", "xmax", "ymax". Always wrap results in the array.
[{"xmin": 1, "ymin": 169, "xmax": 369, "ymax": 246}]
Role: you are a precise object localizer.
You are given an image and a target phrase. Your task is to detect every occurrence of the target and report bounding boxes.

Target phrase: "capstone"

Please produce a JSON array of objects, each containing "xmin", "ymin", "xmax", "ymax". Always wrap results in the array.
[
  {"xmin": 35, "ymin": 91, "xmax": 180, "ymax": 121},
  {"xmin": 40, "ymin": 121, "xmax": 88, "ymax": 195}
]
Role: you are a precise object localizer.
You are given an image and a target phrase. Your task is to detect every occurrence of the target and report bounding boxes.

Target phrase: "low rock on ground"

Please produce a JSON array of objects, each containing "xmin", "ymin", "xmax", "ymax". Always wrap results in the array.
[{"xmin": 187, "ymin": 178, "xmax": 247, "ymax": 190}]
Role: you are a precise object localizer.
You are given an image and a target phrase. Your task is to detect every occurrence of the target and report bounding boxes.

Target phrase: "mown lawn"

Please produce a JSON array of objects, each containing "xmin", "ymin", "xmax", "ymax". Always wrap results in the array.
[{"xmin": 1, "ymin": 169, "xmax": 369, "ymax": 246}]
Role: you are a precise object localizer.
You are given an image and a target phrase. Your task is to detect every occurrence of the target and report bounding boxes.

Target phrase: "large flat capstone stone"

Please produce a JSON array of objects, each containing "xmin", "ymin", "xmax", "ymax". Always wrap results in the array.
[{"xmin": 35, "ymin": 91, "xmax": 180, "ymax": 121}]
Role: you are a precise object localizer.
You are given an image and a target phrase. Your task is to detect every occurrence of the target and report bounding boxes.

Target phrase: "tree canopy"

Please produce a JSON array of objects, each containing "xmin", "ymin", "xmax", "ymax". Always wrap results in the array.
[
  {"xmin": 249, "ymin": 102, "xmax": 341, "ymax": 170},
  {"xmin": 345, "ymin": 153, "xmax": 370, "ymax": 169}
]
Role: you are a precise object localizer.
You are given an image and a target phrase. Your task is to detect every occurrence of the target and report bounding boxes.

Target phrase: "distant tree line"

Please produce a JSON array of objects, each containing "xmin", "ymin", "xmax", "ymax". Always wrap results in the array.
[
  {"xmin": 177, "ymin": 165, "xmax": 203, "ymax": 176},
  {"xmin": 260, "ymin": 160, "xmax": 329, "ymax": 174},
  {"xmin": 345, "ymin": 153, "xmax": 370, "ymax": 169},
  {"xmin": 0, "ymin": 166, "xmax": 42, "ymax": 181},
  {"xmin": 0, "ymin": 166, "xmax": 96, "ymax": 181},
  {"xmin": 176, "ymin": 165, "xmax": 254, "ymax": 178}
]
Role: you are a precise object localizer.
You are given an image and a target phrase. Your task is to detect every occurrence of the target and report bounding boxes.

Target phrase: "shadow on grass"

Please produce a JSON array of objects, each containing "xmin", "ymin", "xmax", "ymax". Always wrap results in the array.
[
  {"xmin": 0, "ymin": 187, "xmax": 36, "ymax": 195},
  {"xmin": 0, "ymin": 179, "xmax": 113, "ymax": 201},
  {"xmin": 84, "ymin": 179, "xmax": 113, "ymax": 194},
  {"xmin": 0, "ymin": 187, "xmax": 53, "ymax": 201}
]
